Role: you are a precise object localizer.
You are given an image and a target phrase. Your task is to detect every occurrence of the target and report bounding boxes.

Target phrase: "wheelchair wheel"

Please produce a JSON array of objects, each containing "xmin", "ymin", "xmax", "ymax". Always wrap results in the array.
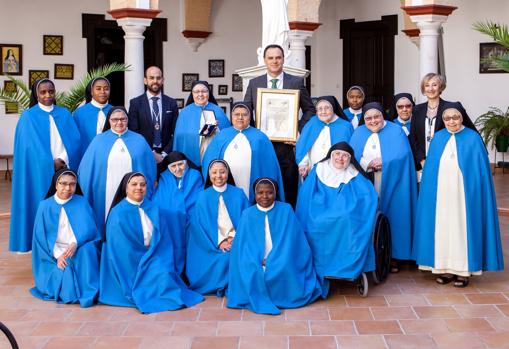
[
  {"xmin": 371, "ymin": 213, "xmax": 392, "ymax": 284},
  {"xmin": 356, "ymin": 272, "xmax": 368, "ymax": 297},
  {"xmin": 0, "ymin": 322, "xmax": 19, "ymax": 349}
]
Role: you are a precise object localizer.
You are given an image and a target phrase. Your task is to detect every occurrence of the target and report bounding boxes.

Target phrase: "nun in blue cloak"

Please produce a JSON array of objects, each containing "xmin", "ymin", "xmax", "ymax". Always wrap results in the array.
[
  {"xmin": 10, "ymin": 78, "xmax": 81, "ymax": 252},
  {"xmin": 78, "ymin": 106, "xmax": 156, "ymax": 232},
  {"xmin": 412, "ymin": 103, "xmax": 503, "ymax": 288},
  {"xmin": 296, "ymin": 96, "xmax": 354, "ymax": 179},
  {"xmin": 296, "ymin": 142, "xmax": 378, "ymax": 280},
  {"xmin": 227, "ymin": 178, "xmax": 327, "ymax": 315},
  {"xmin": 173, "ymin": 80, "xmax": 230, "ymax": 166},
  {"xmin": 30, "ymin": 169, "xmax": 101, "ymax": 307},
  {"xmin": 186, "ymin": 159, "xmax": 248, "ymax": 296},
  {"xmin": 343, "ymin": 85, "xmax": 365, "ymax": 129},
  {"xmin": 74, "ymin": 77, "xmax": 112, "ymax": 153},
  {"xmin": 99, "ymin": 172, "xmax": 204, "ymax": 313},
  {"xmin": 387, "ymin": 93, "xmax": 414, "ymax": 136},
  {"xmin": 202, "ymin": 102, "xmax": 285, "ymax": 202},
  {"xmin": 152, "ymin": 151, "xmax": 203, "ymax": 274},
  {"xmin": 350, "ymin": 102, "xmax": 418, "ymax": 272}
]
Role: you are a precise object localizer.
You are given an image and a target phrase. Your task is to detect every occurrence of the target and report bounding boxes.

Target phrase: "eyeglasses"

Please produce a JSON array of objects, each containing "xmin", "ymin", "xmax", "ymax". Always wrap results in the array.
[
  {"xmin": 332, "ymin": 151, "xmax": 351, "ymax": 159},
  {"xmin": 317, "ymin": 106, "xmax": 332, "ymax": 112},
  {"xmin": 396, "ymin": 104, "xmax": 412, "ymax": 109},
  {"xmin": 443, "ymin": 115, "xmax": 461, "ymax": 122},
  {"xmin": 192, "ymin": 90, "xmax": 209, "ymax": 95},
  {"xmin": 57, "ymin": 181, "xmax": 76, "ymax": 188},
  {"xmin": 110, "ymin": 118, "xmax": 128, "ymax": 124},
  {"xmin": 364, "ymin": 115, "xmax": 382, "ymax": 122},
  {"xmin": 233, "ymin": 113, "xmax": 250, "ymax": 119}
]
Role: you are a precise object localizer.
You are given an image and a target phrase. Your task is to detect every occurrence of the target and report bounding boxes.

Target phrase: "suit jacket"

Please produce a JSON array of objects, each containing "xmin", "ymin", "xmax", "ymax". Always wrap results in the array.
[
  {"xmin": 128, "ymin": 93, "xmax": 179, "ymax": 154},
  {"xmin": 244, "ymin": 72, "xmax": 315, "ymax": 132},
  {"xmin": 409, "ymin": 98, "xmax": 473, "ymax": 170}
]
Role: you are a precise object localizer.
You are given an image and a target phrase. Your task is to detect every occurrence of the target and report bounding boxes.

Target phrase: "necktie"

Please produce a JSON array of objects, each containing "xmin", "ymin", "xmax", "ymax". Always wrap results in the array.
[
  {"xmin": 270, "ymin": 78, "xmax": 278, "ymax": 89},
  {"xmin": 151, "ymin": 96, "xmax": 162, "ymax": 148}
]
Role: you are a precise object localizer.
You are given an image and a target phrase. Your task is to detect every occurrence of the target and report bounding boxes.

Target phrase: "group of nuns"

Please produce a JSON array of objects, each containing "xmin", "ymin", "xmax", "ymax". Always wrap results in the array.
[{"xmin": 11, "ymin": 70, "xmax": 503, "ymax": 315}]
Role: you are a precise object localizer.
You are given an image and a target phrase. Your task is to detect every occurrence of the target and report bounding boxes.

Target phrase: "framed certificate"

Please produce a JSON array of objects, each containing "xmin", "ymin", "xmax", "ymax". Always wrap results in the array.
[{"xmin": 255, "ymin": 88, "xmax": 300, "ymax": 142}]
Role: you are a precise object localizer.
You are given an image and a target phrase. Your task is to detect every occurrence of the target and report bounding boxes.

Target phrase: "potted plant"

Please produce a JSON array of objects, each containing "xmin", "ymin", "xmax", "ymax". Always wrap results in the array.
[
  {"xmin": 0, "ymin": 63, "xmax": 129, "ymax": 113},
  {"xmin": 475, "ymin": 107, "xmax": 509, "ymax": 152}
]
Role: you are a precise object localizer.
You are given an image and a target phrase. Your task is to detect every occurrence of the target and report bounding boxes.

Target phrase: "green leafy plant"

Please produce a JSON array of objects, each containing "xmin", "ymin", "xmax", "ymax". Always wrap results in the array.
[
  {"xmin": 473, "ymin": 20, "xmax": 509, "ymax": 72},
  {"xmin": 0, "ymin": 63, "xmax": 129, "ymax": 113},
  {"xmin": 475, "ymin": 107, "xmax": 509, "ymax": 149}
]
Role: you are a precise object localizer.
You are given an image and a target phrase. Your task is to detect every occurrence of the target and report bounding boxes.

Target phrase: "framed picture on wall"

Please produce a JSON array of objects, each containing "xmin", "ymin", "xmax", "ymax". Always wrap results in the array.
[
  {"xmin": 54, "ymin": 64, "xmax": 74, "ymax": 80},
  {"xmin": 0, "ymin": 44, "xmax": 22, "ymax": 75},
  {"xmin": 43, "ymin": 35, "xmax": 63, "ymax": 55},
  {"xmin": 182, "ymin": 73, "xmax": 199, "ymax": 92},
  {"xmin": 176, "ymin": 98, "xmax": 185, "ymax": 109},
  {"xmin": 480, "ymin": 42, "xmax": 509, "ymax": 73},
  {"xmin": 208, "ymin": 59, "xmax": 225, "ymax": 78},
  {"xmin": 216, "ymin": 97, "xmax": 233, "ymax": 121},
  {"xmin": 3, "ymin": 81, "xmax": 18, "ymax": 114},
  {"xmin": 218, "ymin": 85, "xmax": 228, "ymax": 95},
  {"xmin": 29, "ymin": 70, "xmax": 50, "ymax": 88},
  {"xmin": 232, "ymin": 74, "xmax": 243, "ymax": 92}
]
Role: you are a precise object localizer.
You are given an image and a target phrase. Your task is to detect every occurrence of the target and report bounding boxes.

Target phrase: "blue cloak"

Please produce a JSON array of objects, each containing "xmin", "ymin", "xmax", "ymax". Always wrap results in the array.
[
  {"xmin": 186, "ymin": 184, "xmax": 248, "ymax": 296},
  {"xmin": 202, "ymin": 126, "xmax": 285, "ymax": 202},
  {"xmin": 296, "ymin": 115, "xmax": 354, "ymax": 165},
  {"xmin": 78, "ymin": 129, "xmax": 156, "ymax": 231},
  {"xmin": 296, "ymin": 167, "xmax": 378, "ymax": 279},
  {"xmin": 30, "ymin": 195, "xmax": 101, "ymax": 307},
  {"xmin": 173, "ymin": 102, "xmax": 231, "ymax": 166},
  {"xmin": 392, "ymin": 118, "xmax": 411, "ymax": 136},
  {"xmin": 343, "ymin": 108, "xmax": 362, "ymax": 126},
  {"xmin": 10, "ymin": 104, "xmax": 81, "ymax": 252},
  {"xmin": 152, "ymin": 167, "xmax": 204, "ymax": 274},
  {"xmin": 74, "ymin": 102, "xmax": 112, "ymax": 153},
  {"xmin": 350, "ymin": 122, "xmax": 418, "ymax": 260},
  {"xmin": 227, "ymin": 202, "xmax": 327, "ymax": 315},
  {"xmin": 412, "ymin": 128, "xmax": 504, "ymax": 271},
  {"xmin": 99, "ymin": 198, "xmax": 204, "ymax": 313}
]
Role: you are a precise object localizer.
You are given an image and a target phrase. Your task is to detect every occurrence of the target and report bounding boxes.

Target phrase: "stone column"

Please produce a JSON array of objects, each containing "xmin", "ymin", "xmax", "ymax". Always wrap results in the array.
[
  {"xmin": 401, "ymin": 4, "xmax": 456, "ymax": 102},
  {"xmin": 118, "ymin": 18, "xmax": 152, "ymax": 105},
  {"xmin": 287, "ymin": 22, "xmax": 321, "ymax": 70},
  {"xmin": 108, "ymin": 8, "xmax": 161, "ymax": 105}
]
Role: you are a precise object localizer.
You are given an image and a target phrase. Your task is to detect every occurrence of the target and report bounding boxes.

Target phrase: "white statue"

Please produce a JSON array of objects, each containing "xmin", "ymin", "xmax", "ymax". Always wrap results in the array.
[{"xmin": 257, "ymin": 0, "xmax": 291, "ymax": 65}]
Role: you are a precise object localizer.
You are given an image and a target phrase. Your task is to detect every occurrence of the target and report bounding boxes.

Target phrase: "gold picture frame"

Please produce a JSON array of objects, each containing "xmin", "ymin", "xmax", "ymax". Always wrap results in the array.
[
  {"xmin": 255, "ymin": 88, "xmax": 300, "ymax": 142},
  {"xmin": 43, "ymin": 35, "xmax": 63, "ymax": 55},
  {"xmin": 54, "ymin": 64, "xmax": 74, "ymax": 80}
]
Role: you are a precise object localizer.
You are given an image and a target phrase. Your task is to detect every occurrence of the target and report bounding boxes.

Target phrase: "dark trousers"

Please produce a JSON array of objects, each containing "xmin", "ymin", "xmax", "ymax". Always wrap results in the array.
[{"xmin": 273, "ymin": 142, "xmax": 298, "ymax": 208}]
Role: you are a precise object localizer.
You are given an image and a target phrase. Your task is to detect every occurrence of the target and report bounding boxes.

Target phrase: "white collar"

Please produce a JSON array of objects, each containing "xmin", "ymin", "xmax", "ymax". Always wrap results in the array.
[
  {"xmin": 267, "ymin": 71, "xmax": 284, "ymax": 82},
  {"xmin": 256, "ymin": 202, "xmax": 275, "ymax": 212},
  {"xmin": 111, "ymin": 128, "xmax": 127, "ymax": 136},
  {"xmin": 447, "ymin": 125, "xmax": 465, "ymax": 135},
  {"xmin": 54, "ymin": 194, "xmax": 72, "ymax": 205},
  {"xmin": 39, "ymin": 103, "xmax": 54, "ymax": 112},
  {"xmin": 213, "ymin": 183, "xmax": 227, "ymax": 193},
  {"xmin": 126, "ymin": 197, "xmax": 143, "ymax": 206},
  {"xmin": 316, "ymin": 161, "xmax": 359, "ymax": 188},
  {"xmin": 397, "ymin": 116, "xmax": 410, "ymax": 125},
  {"xmin": 91, "ymin": 99, "xmax": 107, "ymax": 109},
  {"xmin": 349, "ymin": 107, "xmax": 362, "ymax": 115},
  {"xmin": 146, "ymin": 90, "xmax": 162, "ymax": 100},
  {"xmin": 233, "ymin": 125, "xmax": 250, "ymax": 132},
  {"xmin": 320, "ymin": 115, "xmax": 338, "ymax": 125}
]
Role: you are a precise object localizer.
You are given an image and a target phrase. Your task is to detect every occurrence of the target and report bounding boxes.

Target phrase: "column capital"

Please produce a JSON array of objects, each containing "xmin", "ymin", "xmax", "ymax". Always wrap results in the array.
[
  {"xmin": 288, "ymin": 21, "xmax": 321, "ymax": 32},
  {"xmin": 401, "ymin": 4, "xmax": 457, "ymax": 17},
  {"xmin": 108, "ymin": 8, "xmax": 161, "ymax": 20}
]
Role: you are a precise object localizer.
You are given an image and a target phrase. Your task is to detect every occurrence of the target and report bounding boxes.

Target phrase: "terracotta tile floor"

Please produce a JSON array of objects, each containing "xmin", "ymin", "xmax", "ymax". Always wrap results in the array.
[{"xmin": 0, "ymin": 177, "xmax": 508, "ymax": 348}]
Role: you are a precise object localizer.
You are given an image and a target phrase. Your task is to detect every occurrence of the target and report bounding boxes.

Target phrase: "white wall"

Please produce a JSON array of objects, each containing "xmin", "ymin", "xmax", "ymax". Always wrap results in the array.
[{"xmin": 1, "ymin": 0, "xmax": 508, "ymax": 165}]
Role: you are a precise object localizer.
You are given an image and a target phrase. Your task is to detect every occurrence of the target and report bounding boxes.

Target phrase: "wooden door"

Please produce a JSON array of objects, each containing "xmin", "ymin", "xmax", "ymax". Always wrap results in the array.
[{"xmin": 340, "ymin": 15, "xmax": 397, "ymax": 110}]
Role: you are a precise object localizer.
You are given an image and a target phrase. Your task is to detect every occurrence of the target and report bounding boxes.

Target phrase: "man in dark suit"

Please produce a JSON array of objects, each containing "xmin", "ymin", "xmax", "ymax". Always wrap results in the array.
[
  {"xmin": 128, "ymin": 66, "xmax": 179, "ymax": 175},
  {"xmin": 244, "ymin": 44, "xmax": 315, "ymax": 207}
]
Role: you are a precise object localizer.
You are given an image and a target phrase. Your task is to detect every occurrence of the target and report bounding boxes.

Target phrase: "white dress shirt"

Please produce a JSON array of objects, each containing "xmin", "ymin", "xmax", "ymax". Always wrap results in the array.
[{"xmin": 266, "ymin": 72, "xmax": 284, "ymax": 89}]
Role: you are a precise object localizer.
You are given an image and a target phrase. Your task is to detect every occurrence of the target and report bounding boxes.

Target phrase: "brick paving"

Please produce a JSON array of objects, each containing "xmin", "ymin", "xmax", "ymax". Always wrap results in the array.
[{"xmin": 0, "ymin": 178, "xmax": 508, "ymax": 349}]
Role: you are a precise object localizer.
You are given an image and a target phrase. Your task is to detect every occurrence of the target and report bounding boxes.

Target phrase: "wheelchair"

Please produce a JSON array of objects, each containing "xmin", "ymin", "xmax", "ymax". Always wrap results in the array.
[{"xmin": 0, "ymin": 322, "xmax": 19, "ymax": 349}]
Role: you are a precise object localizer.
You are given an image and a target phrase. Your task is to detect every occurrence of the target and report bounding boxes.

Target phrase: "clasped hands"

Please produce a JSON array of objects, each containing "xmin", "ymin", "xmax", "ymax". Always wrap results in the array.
[
  {"xmin": 368, "ymin": 158, "xmax": 382, "ymax": 172},
  {"xmin": 219, "ymin": 236, "xmax": 234, "ymax": 252},
  {"xmin": 57, "ymin": 243, "xmax": 77, "ymax": 270}
]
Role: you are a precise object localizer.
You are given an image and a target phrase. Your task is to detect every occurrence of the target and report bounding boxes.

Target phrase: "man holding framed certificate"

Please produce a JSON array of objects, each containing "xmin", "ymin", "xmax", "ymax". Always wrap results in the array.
[{"xmin": 244, "ymin": 44, "xmax": 315, "ymax": 206}]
